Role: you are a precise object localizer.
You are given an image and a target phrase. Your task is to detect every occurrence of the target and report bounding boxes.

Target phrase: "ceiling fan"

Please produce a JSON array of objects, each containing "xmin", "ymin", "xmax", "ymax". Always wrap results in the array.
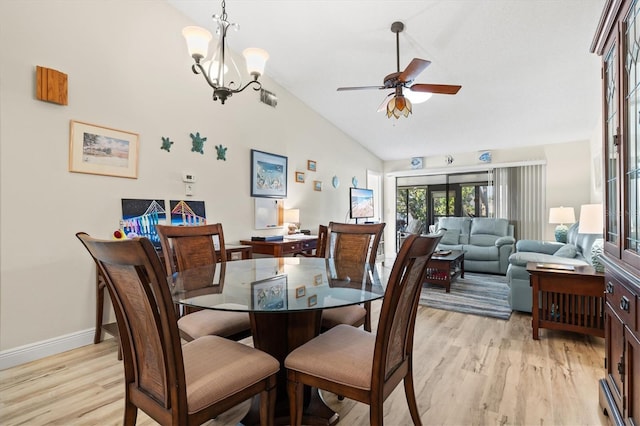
[{"xmin": 337, "ymin": 21, "xmax": 461, "ymax": 118}]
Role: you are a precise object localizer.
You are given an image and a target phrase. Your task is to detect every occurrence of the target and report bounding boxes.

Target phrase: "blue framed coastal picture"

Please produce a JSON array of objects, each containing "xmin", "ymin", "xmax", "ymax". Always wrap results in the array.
[{"xmin": 251, "ymin": 149, "xmax": 288, "ymax": 198}]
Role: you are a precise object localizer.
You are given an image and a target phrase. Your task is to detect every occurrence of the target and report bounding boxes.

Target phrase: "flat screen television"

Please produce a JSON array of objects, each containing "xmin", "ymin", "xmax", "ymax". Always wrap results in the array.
[{"xmin": 349, "ymin": 187, "xmax": 374, "ymax": 219}]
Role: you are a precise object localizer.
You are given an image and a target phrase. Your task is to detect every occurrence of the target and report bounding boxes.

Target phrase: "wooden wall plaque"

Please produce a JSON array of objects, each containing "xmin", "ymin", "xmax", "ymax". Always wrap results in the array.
[{"xmin": 36, "ymin": 66, "xmax": 68, "ymax": 105}]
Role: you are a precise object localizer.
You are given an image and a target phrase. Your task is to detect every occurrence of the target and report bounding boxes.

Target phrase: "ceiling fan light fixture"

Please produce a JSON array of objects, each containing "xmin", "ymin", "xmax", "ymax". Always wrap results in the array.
[
  {"xmin": 387, "ymin": 95, "xmax": 412, "ymax": 119},
  {"xmin": 405, "ymin": 89, "xmax": 433, "ymax": 104}
]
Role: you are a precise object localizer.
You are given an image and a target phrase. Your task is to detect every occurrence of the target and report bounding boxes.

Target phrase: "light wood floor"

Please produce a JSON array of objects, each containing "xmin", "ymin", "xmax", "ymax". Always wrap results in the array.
[{"xmin": 0, "ymin": 305, "xmax": 608, "ymax": 425}]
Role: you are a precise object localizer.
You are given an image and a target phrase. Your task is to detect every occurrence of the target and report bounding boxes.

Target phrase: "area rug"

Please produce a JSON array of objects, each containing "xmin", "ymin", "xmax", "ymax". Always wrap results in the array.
[{"xmin": 419, "ymin": 272, "xmax": 512, "ymax": 320}]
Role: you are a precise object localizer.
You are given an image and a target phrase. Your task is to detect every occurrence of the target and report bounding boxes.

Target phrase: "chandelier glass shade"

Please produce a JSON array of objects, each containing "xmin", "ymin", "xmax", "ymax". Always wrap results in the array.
[{"xmin": 182, "ymin": 1, "xmax": 268, "ymax": 104}]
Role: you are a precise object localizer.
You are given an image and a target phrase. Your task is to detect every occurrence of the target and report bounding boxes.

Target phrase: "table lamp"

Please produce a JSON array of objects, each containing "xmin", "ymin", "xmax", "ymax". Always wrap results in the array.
[
  {"xmin": 549, "ymin": 206, "xmax": 576, "ymax": 243},
  {"xmin": 284, "ymin": 209, "xmax": 300, "ymax": 234},
  {"xmin": 578, "ymin": 203, "xmax": 604, "ymax": 272}
]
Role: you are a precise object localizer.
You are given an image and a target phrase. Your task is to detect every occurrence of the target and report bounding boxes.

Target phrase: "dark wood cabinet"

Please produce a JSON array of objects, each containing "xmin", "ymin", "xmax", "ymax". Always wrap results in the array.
[{"xmin": 592, "ymin": 1, "xmax": 640, "ymax": 424}]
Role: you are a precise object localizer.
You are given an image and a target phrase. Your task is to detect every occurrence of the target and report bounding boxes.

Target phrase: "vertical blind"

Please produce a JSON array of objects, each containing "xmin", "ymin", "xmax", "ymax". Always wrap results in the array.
[{"xmin": 492, "ymin": 164, "xmax": 546, "ymax": 240}]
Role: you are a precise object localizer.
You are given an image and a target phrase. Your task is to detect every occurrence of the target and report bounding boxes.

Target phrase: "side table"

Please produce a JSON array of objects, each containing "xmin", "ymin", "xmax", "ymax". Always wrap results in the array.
[{"xmin": 527, "ymin": 262, "xmax": 605, "ymax": 340}]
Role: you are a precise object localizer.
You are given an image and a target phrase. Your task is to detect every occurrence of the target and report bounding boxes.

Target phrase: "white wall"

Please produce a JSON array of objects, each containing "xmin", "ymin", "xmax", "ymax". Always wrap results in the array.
[
  {"xmin": 383, "ymin": 139, "xmax": 595, "ymax": 249},
  {"xmin": 0, "ymin": 0, "xmax": 382, "ymax": 357}
]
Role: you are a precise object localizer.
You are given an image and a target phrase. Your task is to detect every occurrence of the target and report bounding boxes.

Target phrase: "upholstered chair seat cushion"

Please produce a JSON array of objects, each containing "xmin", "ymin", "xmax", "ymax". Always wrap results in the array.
[
  {"xmin": 285, "ymin": 324, "xmax": 374, "ymax": 390},
  {"xmin": 178, "ymin": 305, "xmax": 251, "ymax": 340},
  {"xmin": 320, "ymin": 305, "xmax": 367, "ymax": 330},
  {"xmin": 183, "ymin": 335, "xmax": 279, "ymax": 413}
]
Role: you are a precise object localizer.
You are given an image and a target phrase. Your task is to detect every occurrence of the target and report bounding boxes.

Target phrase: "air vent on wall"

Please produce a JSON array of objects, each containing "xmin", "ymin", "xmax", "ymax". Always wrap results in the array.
[{"xmin": 260, "ymin": 88, "xmax": 278, "ymax": 108}]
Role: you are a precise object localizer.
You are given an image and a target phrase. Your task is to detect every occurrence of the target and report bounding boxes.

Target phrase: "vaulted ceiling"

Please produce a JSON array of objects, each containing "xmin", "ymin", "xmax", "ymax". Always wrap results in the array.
[{"xmin": 168, "ymin": 0, "xmax": 604, "ymax": 161}]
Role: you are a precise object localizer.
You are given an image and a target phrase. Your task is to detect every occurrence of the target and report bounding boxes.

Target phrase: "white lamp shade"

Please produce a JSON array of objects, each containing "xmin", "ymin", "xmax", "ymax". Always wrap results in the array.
[
  {"xmin": 284, "ymin": 209, "xmax": 300, "ymax": 224},
  {"xmin": 405, "ymin": 88, "xmax": 433, "ymax": 104},
  {"xmin": 182, "ymin": 26, "xmax": 212, "ymax": 60},
  {"xmin": 578, "ymin": 204, "xmax": 603, "ymax": 234},
  {"xmin": 549, "ymin": 206, "xmax": 575, "ymax": 224},
  {"xmin": 243, "ymin": 48, "xmax": 269, "ymax": 77}
]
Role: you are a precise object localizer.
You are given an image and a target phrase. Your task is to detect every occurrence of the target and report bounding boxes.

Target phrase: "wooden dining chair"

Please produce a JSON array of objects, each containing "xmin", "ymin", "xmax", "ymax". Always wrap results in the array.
[
  {"xmin": 156, "ymin": 224, "xmax": 251, "ymax": 342},
  {"xmin": 321, "ymin": 221, "xmax": 385, "ymax": 332},
  {"xmin": 285, "ymin": 233, "xmax": 441, "ymax": 426},
  {"xmin": 76, "ymin": 233, "xmax": 279, "ymax": 426}
]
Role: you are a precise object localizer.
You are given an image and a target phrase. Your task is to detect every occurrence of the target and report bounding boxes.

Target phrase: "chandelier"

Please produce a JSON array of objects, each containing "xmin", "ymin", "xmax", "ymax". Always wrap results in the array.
[{"xmin": 182, "ymin": 0, "xmax": 269, "ymax": 104}]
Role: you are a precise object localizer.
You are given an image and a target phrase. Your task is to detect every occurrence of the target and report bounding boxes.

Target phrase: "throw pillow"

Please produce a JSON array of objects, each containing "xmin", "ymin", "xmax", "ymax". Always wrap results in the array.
[
  {"xmin": 440, "ymin": 229, "xmax": 460, "ymax": 245},
  {"xmin": 554, "ymin": 244, "xmax": 577, "ymax": 258}
]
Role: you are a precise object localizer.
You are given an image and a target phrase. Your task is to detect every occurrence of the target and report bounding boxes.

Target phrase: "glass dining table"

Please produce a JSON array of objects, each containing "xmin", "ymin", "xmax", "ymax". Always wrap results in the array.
[{"xmin": 170, "ymin": 256, "xmax": 390, "ymax": 426}]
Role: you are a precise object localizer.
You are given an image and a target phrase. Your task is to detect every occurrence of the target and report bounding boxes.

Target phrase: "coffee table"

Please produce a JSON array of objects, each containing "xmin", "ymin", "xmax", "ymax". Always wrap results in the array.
[{"xmin": 423, "ymin": 250, "xmax": 464, "ymax": 292}]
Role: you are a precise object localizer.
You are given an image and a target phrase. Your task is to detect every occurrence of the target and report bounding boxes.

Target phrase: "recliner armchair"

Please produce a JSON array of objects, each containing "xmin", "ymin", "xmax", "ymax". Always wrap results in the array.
[
  {"xmin": 506, "ymin": 222, "xmax": 599, "ymax": 312},
  {"xmin": 434, "ymin": 217, "xmax": 515, "ymax": 274}
]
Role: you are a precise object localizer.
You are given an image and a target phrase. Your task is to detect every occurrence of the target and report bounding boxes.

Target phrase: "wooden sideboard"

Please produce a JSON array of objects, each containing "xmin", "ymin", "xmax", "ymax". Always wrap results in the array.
[{"xmin": 239, "ymin": 236, "xmax": 318, "ymax": 257}]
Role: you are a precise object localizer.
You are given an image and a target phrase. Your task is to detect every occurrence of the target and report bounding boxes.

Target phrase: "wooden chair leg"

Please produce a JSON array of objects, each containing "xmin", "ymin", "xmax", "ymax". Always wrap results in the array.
[
  {"xmin": 94, "ymin": 275, "xmax": 105, "ymax": 344},
  {"xmin": 364, "ymin": 301, "xmax": 372, "ymax": 332},
  {"xmin": 260, "ymin": 381, "xmax": 277, "ymax": 426},
  {"xmin": 287, "ymin": 377, "xmax": 304, "ymax": 426},
  {"xmin": 123, "ymin": 398, "xmax": 137, "ymax": 426}
]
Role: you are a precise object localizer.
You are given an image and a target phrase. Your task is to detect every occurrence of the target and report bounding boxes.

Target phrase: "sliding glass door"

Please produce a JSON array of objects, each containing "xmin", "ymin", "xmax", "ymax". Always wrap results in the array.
[{"xmin": 396, "ymin": 171, "xmax": 491, "ymax": 251}]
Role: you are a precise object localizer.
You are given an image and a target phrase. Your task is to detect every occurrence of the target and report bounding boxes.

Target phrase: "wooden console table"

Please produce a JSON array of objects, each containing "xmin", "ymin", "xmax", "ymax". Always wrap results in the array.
[
  {"xmin": 95, "ymin": 244, "xmax": 253, "ymax": 358},
  {"xmin": 240, "ymin": 236, "xmax": 317, "ymax": 257},
  {"xmin": 527, "ymin": 262, "xmax": 605, "ymax": 340}
]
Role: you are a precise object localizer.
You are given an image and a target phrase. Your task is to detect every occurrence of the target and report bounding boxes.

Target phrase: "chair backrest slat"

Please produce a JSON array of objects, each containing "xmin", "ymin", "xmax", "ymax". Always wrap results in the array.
[
  {"xmin": 76, "ymin": 233, "xmax": 186, "ymax": 417},
  {"xmin": 325, "ymin": 222, "xmax": 385, "ymax": 264},
  {"xmin": 156, "ymin": 224, "xmax": 227, "ymax": 275},
  {"xmin": 373, "ymin": 234, "xmax": 441, "ymax": 387},
  {"xmin": 315, "ymin": 225, "xmax": 328, "ymax": 258}
]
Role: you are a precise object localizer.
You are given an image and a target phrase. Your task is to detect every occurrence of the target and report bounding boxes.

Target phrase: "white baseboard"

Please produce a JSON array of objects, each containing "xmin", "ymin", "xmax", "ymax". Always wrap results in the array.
[{"xmin": 0, "ymin": 328, "xmax": 95, "ymax": 370}]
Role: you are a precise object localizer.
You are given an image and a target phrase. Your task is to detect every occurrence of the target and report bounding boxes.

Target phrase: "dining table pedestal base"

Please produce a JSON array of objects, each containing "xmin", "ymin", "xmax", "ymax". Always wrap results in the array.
[{"xmin": 241, "ymin": 310, "xmax": 339, "ymax": 426}]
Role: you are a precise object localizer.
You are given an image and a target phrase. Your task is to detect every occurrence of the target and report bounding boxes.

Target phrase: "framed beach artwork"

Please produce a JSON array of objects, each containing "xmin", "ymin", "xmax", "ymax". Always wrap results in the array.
[
  {"xmin": 250, "ymin": 149, "xmax": 287, "ymax": 198},
  {"xmin": 69, "ymin": 120, "xmax": 139, "ymax": 178}
]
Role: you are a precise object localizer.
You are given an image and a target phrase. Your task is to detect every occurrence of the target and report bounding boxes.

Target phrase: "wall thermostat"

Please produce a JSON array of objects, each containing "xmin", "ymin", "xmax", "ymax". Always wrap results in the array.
[{"xmin": 182, "ymin": 172, "xmax": 196, "ymax": 183}]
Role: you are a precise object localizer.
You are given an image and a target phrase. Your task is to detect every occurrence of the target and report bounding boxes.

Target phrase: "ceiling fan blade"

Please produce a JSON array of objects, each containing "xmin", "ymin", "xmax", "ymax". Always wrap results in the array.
[
  {"xmin": 376, "ymin": 93, "xmax": 394, "ymax": 112},
  {"xmin": 410, "ymin": 83, "xmax": 462, "ymax": 95},
  {"xmin": 398, "ymin": 58, "xmax": 431, "ymax": 83},
  {"xmin": 337, "ymin": 85, "xmax": 385, "ymax": 91}
]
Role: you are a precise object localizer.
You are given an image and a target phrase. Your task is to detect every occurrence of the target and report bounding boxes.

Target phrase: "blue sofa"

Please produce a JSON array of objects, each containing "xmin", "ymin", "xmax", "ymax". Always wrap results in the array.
[
  {"xmin": 506, "ymin": 223, "xmax": 599, "ymax": 312},
  {"xmin": 434, "ymin": 217, "xmax": 516, "ymax": 274}
]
